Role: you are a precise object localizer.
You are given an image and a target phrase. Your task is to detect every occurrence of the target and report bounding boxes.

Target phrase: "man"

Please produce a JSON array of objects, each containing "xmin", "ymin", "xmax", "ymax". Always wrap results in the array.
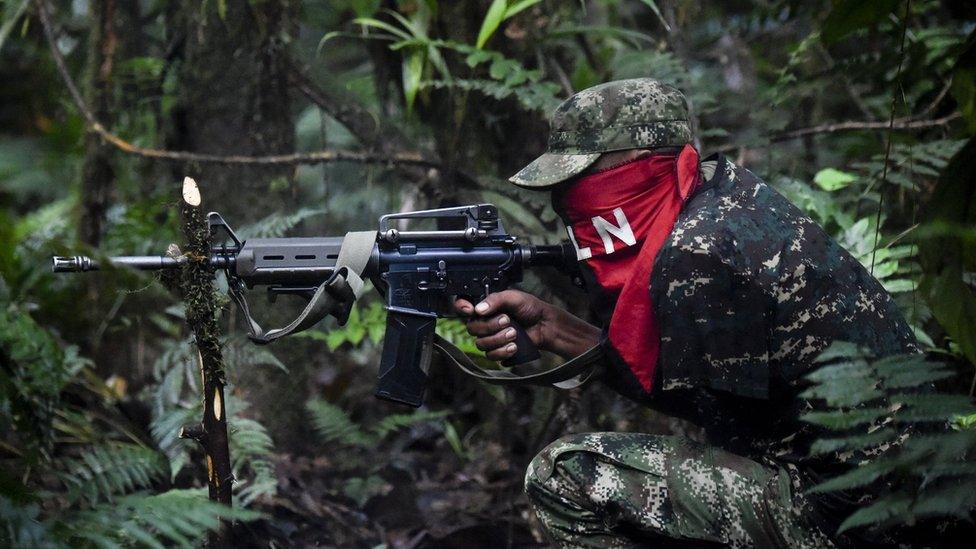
[{"xmin": 455, "ymin": 79, "xmax": 917, "ymax": 547}]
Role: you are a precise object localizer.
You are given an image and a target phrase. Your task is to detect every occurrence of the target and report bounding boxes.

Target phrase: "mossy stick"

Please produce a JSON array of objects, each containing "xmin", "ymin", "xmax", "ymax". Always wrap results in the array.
[{"xmin": 176, "ymin": 176, "xmax": 233, "ymax": 547}]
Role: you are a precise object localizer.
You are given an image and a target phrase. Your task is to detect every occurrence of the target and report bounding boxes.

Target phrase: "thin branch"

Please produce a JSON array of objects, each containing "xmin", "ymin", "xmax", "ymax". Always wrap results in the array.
[
  {"xmin": 711, "ymin": 111, "xmax": 960, "ymax": 154},
  {"xmin": 286, "ymin": 59, "xmax": 389, "ymax": 151},
  {"xmin": 772, "ymin": 112, "xmax": 959, "ymax": 142},
  {"xmin": 35, "ymin": 0, "xmax": 439, "ymax": 169},
  {"xmin": 179, "ymin": 423, "xmax": 206, "ymax": 445},
  {"xmin": 917, "ymin": 76, "xmax": 953, "ymax": 119},
  {"xmin": 871, "ymin": 0, "xmax": 912, "ymax": 277}
]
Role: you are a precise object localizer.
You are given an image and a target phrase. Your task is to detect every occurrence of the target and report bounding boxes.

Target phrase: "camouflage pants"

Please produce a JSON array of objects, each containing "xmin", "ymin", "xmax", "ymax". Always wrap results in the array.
[{"xmin": 524, "ymin": 433, "xmax": 837, "ymax": 548}]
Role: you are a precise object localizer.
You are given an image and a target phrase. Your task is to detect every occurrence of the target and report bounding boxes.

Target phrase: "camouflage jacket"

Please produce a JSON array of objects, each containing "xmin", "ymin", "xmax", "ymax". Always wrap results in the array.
[{"xmin": 598, "ymin": 154, "xmax": 918, "ymax": 471}]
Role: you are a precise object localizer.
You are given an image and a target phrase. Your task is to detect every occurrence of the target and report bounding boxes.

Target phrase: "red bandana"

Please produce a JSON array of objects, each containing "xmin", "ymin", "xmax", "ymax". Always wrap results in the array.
[{"xmin": 559, "ymin": 145, "xmax": 700, "ymax": 391}]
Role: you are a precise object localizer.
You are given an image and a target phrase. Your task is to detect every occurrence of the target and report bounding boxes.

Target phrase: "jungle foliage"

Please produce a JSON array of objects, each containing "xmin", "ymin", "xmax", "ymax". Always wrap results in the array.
[{"xmin": 1, "ymin": 0, "xmax": 974, "ymax": 546}]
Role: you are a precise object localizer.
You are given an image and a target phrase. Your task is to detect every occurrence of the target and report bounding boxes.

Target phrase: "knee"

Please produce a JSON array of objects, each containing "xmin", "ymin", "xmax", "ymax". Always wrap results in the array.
[
  {"xmin": 524, "ymin": 434, "xmax": 597, "ymax": 522},
  {"xmin": 524, "ymin": 433, "xmax": 593, "ymax": 493}
]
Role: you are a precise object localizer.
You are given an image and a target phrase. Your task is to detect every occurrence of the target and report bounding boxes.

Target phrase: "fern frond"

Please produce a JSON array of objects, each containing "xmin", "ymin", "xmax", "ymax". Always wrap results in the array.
[
  {"xmin": 808, "ymin": 459, "xmax": 897, "ymax": 493},
  {"xmin": 306, "ymin": 397, "xmax": 450, "ymax": 451},
  {"xmin": 305, "ymin": 398, "xmax": 372, "ymax": 447},
  {"xmin": 809, "ymin": 429, "xmax": 899, "ymax": 456},
  {"xmin": 0, "ymin": 304, "xmax": 79, "ymax": 454},
  {"xmin": 228, "ymin": 416, "xmax": 278, "ymax": 505},
  {"xmin": 893, "ymin": 394, "xmax": 976, "ymax": 422},
  {"xmin": 0, "ymin": 496, "xmax": 52, "ymax": 548},
  {"xmin": 422, "ymin": 78, "xmax": 560, "ymax": 113},
  {"xmin": 237, "ymin": 208, "xmax": 325, "ymax": 239},
  {"xmin": 805, "ymin": 343, "xmax": 976, "ymax": 531},
  {"xmin": 235, "ymin": 459, "xmax": 278, "ymax": 508},
  {"xmin": 56, "ymin": 488, "xmax": 261, "ymax": 548},
  {"xmin": 57, "ymin": 443, "xmax": 166, "ymax": 505},
  {"xmin": 802, "ymin": 408, "xmax": 890, "ymax": 429},
  {"xmin": 222, "ymin": 338, "xmax": 286, "ymax": 372},
  {"xmin": 836, "ymin": 495, "xmax": 913, "ymax": 533},
  {"xmin": 150, "ymin": 405, "xmax": 199, "ymax": 481},
  {"xmin": 372, "ymin": 410, "xmax": 448, "ymax": 439},
  {"xmin": 229, "ymin": 417, "xmax": 274, "ymax": 463}
]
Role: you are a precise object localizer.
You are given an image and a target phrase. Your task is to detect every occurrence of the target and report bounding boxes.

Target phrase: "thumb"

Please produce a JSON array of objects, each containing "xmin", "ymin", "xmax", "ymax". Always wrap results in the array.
[{"xmin": 474, "ymin": 290, "xmax": 529, "ymax": 317}]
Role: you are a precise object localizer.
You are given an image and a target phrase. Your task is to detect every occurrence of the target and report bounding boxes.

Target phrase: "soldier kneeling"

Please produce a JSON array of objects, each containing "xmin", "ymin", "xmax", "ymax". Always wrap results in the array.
[{"xmin": 456, "ymin": 79, "xmax": 917, "ymax": 547}]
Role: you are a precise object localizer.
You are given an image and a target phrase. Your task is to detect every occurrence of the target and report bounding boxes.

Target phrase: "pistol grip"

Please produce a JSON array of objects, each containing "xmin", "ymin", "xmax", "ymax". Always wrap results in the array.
[
  {"xmin": 501, "ymin": 321, "xmax": 541, "ymax": 367},
  {"xmin": 375, "ymin": 308, "xmax": 436, "ymax": 407}
]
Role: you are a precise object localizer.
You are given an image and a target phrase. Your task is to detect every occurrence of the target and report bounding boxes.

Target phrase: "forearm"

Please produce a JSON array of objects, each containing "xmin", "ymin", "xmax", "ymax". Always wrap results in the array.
[{"xmin": 540, "ymin": 305, "xmax": 601, "ymax": 360}]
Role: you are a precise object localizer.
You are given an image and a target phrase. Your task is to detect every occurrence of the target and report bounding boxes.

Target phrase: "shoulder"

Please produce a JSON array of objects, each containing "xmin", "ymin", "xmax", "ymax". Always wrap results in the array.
[{"xmin": 655, "ymin": 157, "xmax": 815, "ymax": 287}]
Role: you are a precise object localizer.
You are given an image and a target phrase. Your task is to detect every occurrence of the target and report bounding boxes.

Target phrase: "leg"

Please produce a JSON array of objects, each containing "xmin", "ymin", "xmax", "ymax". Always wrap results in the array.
[{"xmin": 524, "ymin": 432, "xmax": 836, "ymax": 548}]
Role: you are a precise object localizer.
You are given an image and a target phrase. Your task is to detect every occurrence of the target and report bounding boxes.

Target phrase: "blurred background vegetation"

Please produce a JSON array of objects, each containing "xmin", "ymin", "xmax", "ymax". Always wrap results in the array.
[{"xmin": 1, "ymin": 0, "xmax": 974, "ymax": 546}]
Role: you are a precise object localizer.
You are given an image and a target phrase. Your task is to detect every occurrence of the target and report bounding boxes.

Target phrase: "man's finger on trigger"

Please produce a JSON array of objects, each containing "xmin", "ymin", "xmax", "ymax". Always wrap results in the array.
[{"xmin": 454, "ymin": 298, "xmax": 474, "ymax": 315}]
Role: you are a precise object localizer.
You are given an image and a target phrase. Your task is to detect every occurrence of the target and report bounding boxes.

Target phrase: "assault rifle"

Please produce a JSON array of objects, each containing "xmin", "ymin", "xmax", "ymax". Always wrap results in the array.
[{"xmin": 53, "ymin": 204, "xmax": 582, "ymax": 407}]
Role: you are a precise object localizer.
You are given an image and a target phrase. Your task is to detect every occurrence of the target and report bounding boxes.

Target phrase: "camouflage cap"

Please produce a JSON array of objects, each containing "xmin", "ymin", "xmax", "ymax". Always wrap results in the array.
[{"xmin": 510, "ymin": 78, "xmax": 693, "ymax": 188}]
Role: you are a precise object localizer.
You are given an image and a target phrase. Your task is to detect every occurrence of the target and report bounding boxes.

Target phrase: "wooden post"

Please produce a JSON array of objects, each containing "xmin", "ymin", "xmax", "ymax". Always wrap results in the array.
[{"xmin": 175, "ymin": 177, "xmax": 233, "ymax": 547}]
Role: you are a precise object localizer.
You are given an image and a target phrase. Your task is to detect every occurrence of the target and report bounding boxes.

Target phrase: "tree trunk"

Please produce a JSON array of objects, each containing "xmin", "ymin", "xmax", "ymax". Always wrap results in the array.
[
  {"xmin": 79, "ymin": 0, "xmax": 116, "ymax": 246},
  {"xmin": 166, "ymin": 1, "xmax": 295, "ymax": 223}
]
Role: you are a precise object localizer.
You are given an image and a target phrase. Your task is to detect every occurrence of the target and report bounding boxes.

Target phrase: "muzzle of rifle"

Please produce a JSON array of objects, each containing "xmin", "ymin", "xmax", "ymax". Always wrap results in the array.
[{"xmin": 50, "ymin": 255, "xmax": 231, "ymax": 272}]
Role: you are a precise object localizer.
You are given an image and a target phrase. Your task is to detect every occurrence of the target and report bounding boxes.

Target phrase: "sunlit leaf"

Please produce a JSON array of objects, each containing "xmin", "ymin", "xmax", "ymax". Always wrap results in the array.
[
  {"xmin": 814, "ymin": 167, "xmax": 857, "ymax": 191},
  {"xmin": 352, "ymin": 17, "xmax": 412, "ymax": 41},
  {"xmin": 476, "ymin": 0, "xmax": 507, "ymax": 50}
]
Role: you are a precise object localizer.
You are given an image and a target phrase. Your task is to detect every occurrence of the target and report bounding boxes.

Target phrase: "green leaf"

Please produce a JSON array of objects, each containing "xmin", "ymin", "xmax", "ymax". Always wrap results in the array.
[
  {"xmin": 921, "ymin": 270, "xmax": 976, "ymax": 368},
  {"xmin": 802, "ymin": 408, "xmax": 889, "ymax": 429},
  {"xmin": 443, "ymin": 421, "xmax": 467, "ymax": 460},
  {"xmin": 882, "ymin": 278, "xmax": 915, "ymax": 293},
  {"xmin": 813, "ymin": 167, "xmax": 857, "ymax": 191},
  {"xmin": 352, "ymin": 17, "xmax": 413, "ymax": 41},
  {"xmin": 476, "ymin": 0, "xmax": 508, "ymax": 50},
  {"xmin": 808, "ymin": 429, "xmax": 898, "ymax": 455},
  {"xmin": 954, "ymin": 412, "xmax": 976, "ymax": 429},
  {"xmin": 837, "ymin": 495, "xmax": 912, "ymax": 532},
  {"xmin": 637, "ymin": 0, "xmax": 671, "ymax": 32},
  {"xmin": 808, "ymin": 459, "xmax": 896, "ymax": 493},
  {"xmin": 546, "ymin": 25, "xmax": 654, "ymax": 49},
  {"xmin": 504, "ymin": 0, "xmax": 541, "ymax": 19},
  {"xmin": 343, "ymin": 475, "xmax": 390, "ymax": 507},
  {"xmin": 402, "ymin": 49, "xmax": 425, "ymax": 112},
  {"xmin": 0, "ymin": 0, "xmax": 30, "ymax": 54},
  {"xmin": 894, "ymin": 394, "xmax": 976, "ymax": 422}
]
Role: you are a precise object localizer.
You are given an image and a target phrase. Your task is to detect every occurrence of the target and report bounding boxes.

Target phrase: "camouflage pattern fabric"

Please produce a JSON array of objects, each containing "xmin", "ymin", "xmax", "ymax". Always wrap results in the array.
[
  {"xmin": 524, "ymin": 432, "xmax": 838, "ymax": 548},
  {"xmin": 648, "ymin": 154, "xmax": 917, "ymax": 400},
  {"xmin": 525, "ymin": 154, "xmax": 919, "ymax": 546},
  {"xmin": 510, "ymin": 79, "xmax": 692, "ymax": 188},
  {"xmin": 639, "ymin": 154, "xmax": 917, "ymax": 468}
]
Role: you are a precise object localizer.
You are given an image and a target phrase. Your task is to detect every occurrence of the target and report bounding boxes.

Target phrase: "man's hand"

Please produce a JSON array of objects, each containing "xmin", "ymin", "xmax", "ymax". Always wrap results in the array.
[{"xmin": 454, "ymin": 290, "xmax": 600, "ymax": 361}]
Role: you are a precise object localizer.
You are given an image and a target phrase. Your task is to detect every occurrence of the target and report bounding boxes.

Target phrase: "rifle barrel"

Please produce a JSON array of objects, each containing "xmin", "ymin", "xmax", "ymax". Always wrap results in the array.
[
  {"xmin": 52, "ymin": 255, "xmax": 182, "ymax": 273},
  {"xmin": 525, "ymin": 243, "xmax": 578, "ymax": 271}
]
